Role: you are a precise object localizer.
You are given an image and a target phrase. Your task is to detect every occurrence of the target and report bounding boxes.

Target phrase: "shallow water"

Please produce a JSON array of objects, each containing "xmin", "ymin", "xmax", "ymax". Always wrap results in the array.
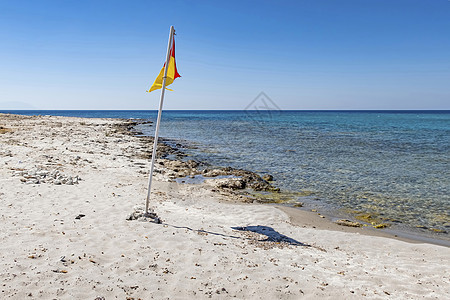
[
  {"xmin": 4, "ymin": 110, "xmax": 449, "ymax": 237},
  {"xmin": 153, "ymin": 111, "xmax": 450, "ymax": 235}
]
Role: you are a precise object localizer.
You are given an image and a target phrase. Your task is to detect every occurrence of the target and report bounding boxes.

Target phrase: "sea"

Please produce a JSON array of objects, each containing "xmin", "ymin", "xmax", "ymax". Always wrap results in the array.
[{"xmin": 2, "ymin": 110, "xmax": 449, "ymax": 242}]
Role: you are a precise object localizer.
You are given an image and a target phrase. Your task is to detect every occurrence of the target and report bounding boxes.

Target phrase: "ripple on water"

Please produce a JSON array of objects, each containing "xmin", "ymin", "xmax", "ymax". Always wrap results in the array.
[{"xmin": 146, "ymin": 111, "xmax": 450, "ymax": 238}]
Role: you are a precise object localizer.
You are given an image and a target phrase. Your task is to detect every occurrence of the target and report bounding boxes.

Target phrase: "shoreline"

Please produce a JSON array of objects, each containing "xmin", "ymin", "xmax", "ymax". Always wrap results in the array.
[
  {"xmin": 277, "ymin": 205, "xmax": 450, "ymax": 247},
  {"xmin": 131, "ymin": 117, "xmax": 450, "ymax": 248},
  {"xmin": 3, "ymin": 111, "xmax": 449, "ymax": 246},
  {"xmin": 2, "ymin": 110, "xmax": 448, "ymax": 240},
  {"xmin": 1, "ymin": 113, "xmax": 449, "ymax": 299}
]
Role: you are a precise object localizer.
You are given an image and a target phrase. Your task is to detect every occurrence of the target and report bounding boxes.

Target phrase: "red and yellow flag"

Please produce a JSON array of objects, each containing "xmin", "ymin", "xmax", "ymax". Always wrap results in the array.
[{"xmin": 148, "ymin": 36, "xmax": 181, "ymax": 92}]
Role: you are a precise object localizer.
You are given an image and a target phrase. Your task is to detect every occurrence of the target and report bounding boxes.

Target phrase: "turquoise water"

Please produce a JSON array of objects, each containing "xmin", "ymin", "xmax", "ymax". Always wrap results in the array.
[{"xmin": 3, "ymin": 110, "xmax": 449, "ymax": 236}]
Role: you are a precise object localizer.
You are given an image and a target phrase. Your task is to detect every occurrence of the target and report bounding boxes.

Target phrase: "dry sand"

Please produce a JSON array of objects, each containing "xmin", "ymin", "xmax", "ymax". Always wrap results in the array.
[{"xmin": 0, "ymin": 113, "xmax": 449, "ymax": 299}]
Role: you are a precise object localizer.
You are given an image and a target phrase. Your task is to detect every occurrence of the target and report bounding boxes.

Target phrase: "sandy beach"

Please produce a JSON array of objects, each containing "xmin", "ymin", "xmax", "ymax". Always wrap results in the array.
[{"xmin": 0, "ymin": 113, "xmax": 449, "ymax": 299}]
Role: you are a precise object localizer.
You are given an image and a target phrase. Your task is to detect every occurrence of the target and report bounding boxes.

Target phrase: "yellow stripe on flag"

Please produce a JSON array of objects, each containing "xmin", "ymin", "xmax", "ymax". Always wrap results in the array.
[{"xmin": 147, "ymin": 36, "xmax": 180, "ymax": 93}]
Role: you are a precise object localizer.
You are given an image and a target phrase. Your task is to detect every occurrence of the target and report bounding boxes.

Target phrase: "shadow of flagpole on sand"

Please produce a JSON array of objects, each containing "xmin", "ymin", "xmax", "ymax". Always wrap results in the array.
[
  {"xmin": 162, "ymin": 223, "xmax": 310, "ymax": 247},
  {"xmin": 231, "ymin": 225, "xmax": 311, "ymax": 247}
]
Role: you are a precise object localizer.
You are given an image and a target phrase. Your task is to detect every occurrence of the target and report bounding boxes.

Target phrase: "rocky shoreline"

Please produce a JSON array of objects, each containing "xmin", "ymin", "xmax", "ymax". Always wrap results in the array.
[
  {"xmin": 123, "ymin": 119, "xmax": 450, "ymax": 245},
  {"xmin": 118, "ymin": 119, "xmax": 281, "ymax": 202},
  {"xmin": 4, "ymin": 114, "xmax": 445, "ymax": 243}
]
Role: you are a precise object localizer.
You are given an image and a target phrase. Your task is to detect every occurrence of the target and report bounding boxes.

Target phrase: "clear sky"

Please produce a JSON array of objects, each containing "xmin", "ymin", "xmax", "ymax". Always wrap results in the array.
[{"xmin": 0, "ymin": 0, "xmax": 449, "ymax": 110}]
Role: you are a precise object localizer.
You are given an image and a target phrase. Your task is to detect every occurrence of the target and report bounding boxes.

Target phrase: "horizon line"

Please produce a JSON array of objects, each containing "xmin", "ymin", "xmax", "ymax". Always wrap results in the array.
[{"xmin": 1, "ymin": 109, "xmax": 449, "ymax": 112}]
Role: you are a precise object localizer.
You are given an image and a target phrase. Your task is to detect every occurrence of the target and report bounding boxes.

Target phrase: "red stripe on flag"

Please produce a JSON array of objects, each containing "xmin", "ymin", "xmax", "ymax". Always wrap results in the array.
[{"xmin": 171, "ymin": 38, "xmax": 181, "ymax": 79}]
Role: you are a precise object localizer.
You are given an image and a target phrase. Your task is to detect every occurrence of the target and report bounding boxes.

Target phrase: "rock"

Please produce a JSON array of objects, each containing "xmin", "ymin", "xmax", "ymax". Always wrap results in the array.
[
  {"xmin": 335, "ymin": 219, "xmax": 363, "ymax": 227},
  {"xmin": 186, "ymin": 160, "xmax": 199, "ymax": 168},
  {"xmin": 15, "ymin": 167, "xmax": 81, "ymax": 186},
  {"xmin": 430, "ymin": 228, "xmax": 447, "ymax": 233},
  {"xmin": 203, "ymin": 169, "xmax": 228, "ymax": 177},
  {"xmin": 203, "ymin": 167, "xmax": 278, "ymax": 192},
  {"xmin": 262, "ymin": 174, "xmax": 274, "ymax": 181},
  {"xmin": 126, "ymin": 206, "xmax": 161, "ymax": 224},
  {"xmin": 250, "ymin": 180, "xmax": 270, "ymax": 191},
  {"xmin": 214, "ymin": 178, "xmax": 246, "ymax": 190},
  {"xmin": 75, "ymin": 214, "xmax": 85, "ymax": 219},
  {"xmin": 373, "ymin": 223, "xmax": 389, "ymax": 229},
  {"xmin": 13, "ymin": 171, "xmax": 24, "ymax": 177},
  {"xmin": 158, "ymin": 159, "xmax": 200, "ymax": 178},
  {"xmin": 37, "ymin": 170, "xmax": 49, "ymax": 176}
]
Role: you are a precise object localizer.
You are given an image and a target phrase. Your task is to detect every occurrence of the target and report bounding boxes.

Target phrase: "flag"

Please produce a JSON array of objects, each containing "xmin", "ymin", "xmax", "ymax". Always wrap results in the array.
[{"xmin": 147, "ymin": 36, "xmax": 181, "ymax": 92}]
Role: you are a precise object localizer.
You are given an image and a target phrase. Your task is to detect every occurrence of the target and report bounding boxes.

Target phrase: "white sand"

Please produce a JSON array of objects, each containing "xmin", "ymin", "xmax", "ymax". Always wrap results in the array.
[{"xmin": 0, "ymin": 114, "xmax": 449, "ymax": 299}]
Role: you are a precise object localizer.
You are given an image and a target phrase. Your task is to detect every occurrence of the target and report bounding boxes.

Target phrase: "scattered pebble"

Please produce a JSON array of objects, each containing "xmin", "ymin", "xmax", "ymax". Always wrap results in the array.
[{"xmin": 12, "ymin": 168, "xmax": 81, "ymax": 185}]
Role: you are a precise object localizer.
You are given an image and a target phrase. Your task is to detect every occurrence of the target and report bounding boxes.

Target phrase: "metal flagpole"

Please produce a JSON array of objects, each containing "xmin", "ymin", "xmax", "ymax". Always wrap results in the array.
[{"xmin": 145, "ymin": 26, "xmax": 175, "ymax": 215}]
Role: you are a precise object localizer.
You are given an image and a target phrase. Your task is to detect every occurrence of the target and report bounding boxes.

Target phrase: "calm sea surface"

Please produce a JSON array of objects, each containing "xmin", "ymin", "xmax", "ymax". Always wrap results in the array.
[{"xmin": 3, "ymin": 110, "xmax": 449, "ymax": 237}]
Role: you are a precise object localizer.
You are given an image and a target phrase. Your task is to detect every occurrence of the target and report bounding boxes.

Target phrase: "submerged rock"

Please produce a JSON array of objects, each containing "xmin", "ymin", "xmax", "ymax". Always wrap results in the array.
[
  {"xmin": 202, "ymin": 167, "xmax": 279, "ymax": 193},
  {"xmin": 262, "ymin": 174, "xmax": 274, "ymax": 181},
  {"xmin": 373, "ymin": 223, "xmax": 390, "ymax": 229},
  {"xmin": 203, "ymin": 169, "xmax": 227, "ymax": 177},
  {"xmin": 126, "ymin": 124, "xmax": 280, "ymax": 197},
  {"xmin": 430, "ymin": 228, "xmax": 447, "ymax": 234},
  {"xmin": 220, "ymin": 168, "xmax": 278, "ymax": 192}
]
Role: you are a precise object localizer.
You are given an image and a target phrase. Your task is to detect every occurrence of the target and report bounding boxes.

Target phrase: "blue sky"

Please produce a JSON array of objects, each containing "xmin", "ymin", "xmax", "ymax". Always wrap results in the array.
[{"xmin": 0, "ymin": 0, "xmax": 449, "ymax": 110}]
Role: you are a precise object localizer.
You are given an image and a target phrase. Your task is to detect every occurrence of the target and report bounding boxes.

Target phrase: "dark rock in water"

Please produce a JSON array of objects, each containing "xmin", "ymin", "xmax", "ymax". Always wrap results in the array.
[
  {"xmin": 203, "ymin": 169, "xmax": 227, "ymax": 177},
  {"xmin": 186, "ymin": 160, "xmax": 199, "ymax": 168},
  {"xmin": 204, "ymin": 167, "xmax": 278, "ymax": 192},
  {"xmin": 262, "ymin": 174, "xmax": 274, "ymax": 181},
  {"xmin": 250, "ymin": 180, "xmax": 270, "ymax": 191},
  {"xmin": 113, "ymin": 119, "xmax": 153, "ymax": 136},
  {"xmin": 124, "ymin": 121, "xmax": 280, "ymax": 195}
]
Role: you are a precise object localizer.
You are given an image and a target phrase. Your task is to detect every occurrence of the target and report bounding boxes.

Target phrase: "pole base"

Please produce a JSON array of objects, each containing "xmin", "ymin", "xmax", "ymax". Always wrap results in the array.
[
  {"xmin": 143, "ymin": 211, "xmax": 162, "ymax": 224},
  {"xmin": 126, "ymin": 206, "xmax": 162, "ymax": 224}
]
